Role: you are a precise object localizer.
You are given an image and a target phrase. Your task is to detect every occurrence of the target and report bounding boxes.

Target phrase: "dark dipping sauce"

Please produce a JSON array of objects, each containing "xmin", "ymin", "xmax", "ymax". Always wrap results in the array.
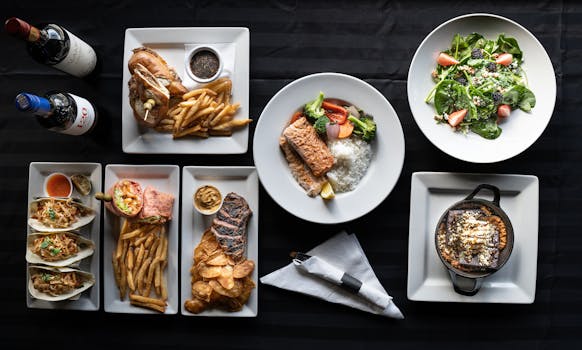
[{"xmin": 190, "ymin": 49, "xmax": 220, "ymax": 79}]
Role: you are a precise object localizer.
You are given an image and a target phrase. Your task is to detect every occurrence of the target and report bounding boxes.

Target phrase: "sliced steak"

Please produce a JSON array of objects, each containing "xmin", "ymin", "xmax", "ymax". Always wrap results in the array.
[{"xmin": 210, "ymin": 192, "xmax": 252, "ymax": 261}]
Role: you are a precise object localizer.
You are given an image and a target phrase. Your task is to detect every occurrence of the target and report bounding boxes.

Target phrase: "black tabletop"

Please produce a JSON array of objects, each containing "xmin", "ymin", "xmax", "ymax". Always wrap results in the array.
[{"xmin": 2, "ymin": 0, "xmax": 581, "ymax": 348}]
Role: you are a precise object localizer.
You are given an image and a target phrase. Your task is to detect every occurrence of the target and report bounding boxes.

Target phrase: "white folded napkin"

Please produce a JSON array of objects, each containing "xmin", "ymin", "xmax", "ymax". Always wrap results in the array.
[{"xmin": 260, "ymin": 231, "xmax": 404, "ymax": 319}]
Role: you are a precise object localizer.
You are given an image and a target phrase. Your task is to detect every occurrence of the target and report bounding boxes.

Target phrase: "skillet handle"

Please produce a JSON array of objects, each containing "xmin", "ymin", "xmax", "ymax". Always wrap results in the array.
[
  {"xmin": 449, "ymin": 270, "xmax": 483, "ymax": 296},
  {"xmin": 465, "ymin": 184, "xmax": 500, "ymax": 206}
]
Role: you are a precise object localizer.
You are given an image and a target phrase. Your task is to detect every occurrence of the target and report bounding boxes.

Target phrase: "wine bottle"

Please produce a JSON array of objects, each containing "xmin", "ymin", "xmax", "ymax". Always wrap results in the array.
[
  {"xmin": 14, "ymin": 92, "xmax": 97, "ymax": 135},
  {"xmin": 5, "ymin": 17, "xmax": 97, "ymax": 78}
]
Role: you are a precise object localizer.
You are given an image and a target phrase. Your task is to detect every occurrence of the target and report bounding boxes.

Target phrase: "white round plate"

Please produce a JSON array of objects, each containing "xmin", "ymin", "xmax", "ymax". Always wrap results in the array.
[
  {"xmin": 407, "ymin": 13, "xmax": 556, "ymax": 163},
  {"xmin": 253, "ymin": 72, "xmax": 405, "ymax": 224}
]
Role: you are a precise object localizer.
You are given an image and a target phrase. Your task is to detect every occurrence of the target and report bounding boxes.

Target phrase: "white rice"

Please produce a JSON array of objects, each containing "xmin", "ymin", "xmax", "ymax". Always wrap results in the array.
[{"xmin": 326, "ymin": 138, "xmax": 372, "ymax": 193}]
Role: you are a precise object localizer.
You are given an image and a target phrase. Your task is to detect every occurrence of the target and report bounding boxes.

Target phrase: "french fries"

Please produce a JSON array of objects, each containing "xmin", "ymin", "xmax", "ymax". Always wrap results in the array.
[
  {"xmin": 162, "ymin": 77, "xmax": 252, "ymax": 139},
  {"xmin": 112, "ymin": 220, "xmax": 169, "ymax": 313}
]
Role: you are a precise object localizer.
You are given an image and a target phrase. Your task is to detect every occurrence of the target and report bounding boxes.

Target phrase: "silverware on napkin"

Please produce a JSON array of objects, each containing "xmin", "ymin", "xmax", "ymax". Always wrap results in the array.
[{"xmin": 291, "ymin": 251, "xmax": 392, "ymax": 309}]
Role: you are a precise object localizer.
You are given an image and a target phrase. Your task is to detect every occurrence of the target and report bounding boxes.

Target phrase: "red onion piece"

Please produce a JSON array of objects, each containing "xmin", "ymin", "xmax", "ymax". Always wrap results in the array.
[{"xmin": 326, "ymin": 122, "xmax": 340, "ymax": 140}]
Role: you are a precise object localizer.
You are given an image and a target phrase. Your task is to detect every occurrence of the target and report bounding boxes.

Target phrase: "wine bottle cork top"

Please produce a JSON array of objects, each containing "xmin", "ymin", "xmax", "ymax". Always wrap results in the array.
[{"xmin": 4, "ymin": 17, "xmax": 31, "ymax": 38}]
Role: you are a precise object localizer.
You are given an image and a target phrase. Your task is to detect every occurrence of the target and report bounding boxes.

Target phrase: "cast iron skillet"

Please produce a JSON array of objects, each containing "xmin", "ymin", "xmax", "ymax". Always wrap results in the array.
[{"xmin": 434, "ymin": 184, "xmax": 514, "ymax": 296}]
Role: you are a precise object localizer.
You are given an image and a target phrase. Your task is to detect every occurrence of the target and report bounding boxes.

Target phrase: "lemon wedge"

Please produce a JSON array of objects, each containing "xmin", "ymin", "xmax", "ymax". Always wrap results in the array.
[{"xmin": 320, "ymin": 182, "xmax": 335, "ymax": 199}]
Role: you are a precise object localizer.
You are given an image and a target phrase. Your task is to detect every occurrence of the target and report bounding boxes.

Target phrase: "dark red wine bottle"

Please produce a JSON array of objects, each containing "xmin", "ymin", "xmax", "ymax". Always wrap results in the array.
[
  {"xmin": 15, "ymin": 92, "xmax": 98, "ymax": 135},
  {"xmin": 5, "ymin": 17, "xmax": 97, "ymax": 78}
]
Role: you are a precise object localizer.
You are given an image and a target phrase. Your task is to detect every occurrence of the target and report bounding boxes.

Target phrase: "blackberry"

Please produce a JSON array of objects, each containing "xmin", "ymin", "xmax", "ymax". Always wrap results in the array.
[
  {"xmin": 471, "ymin": 48, "xmax": 483, "ymax": 59},
  {"xmin": 492, "ymin": 92, "xmax": 503, "ymax": 104},
  {"xmin": 486, "ymin": 62, "xmax": 497, "ymax": 72},
  {"xmin": 455, "ymin": 77, "xmax": 468, "ymax": 86}
]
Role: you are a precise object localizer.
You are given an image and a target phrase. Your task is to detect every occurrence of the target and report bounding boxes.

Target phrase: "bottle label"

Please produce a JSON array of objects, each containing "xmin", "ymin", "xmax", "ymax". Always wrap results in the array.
[
  {"xmin": 62, "ymin": 94, "xmax": 96, "ymax": 135},
  {"xmin": 52, "ymin": 29, "xmax": 97, "ymax": 78}
]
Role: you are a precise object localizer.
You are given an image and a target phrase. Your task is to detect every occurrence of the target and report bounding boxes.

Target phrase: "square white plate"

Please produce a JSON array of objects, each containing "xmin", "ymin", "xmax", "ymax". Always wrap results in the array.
[
  {"xmin": 180, "ymin": 166, "xmax": 258, "ymax": 316},
  {"xmin": 122, "ymin": 27, "xmax": 250, "ymax": 154},
  {"xmin": 27, "ymin": 162, "xmax": 102, "ymax": 311},
  {"xmin": 407, "ymin": 172, "xmax": 539, "ymax": 303},
  {"xmin": 103, "ymin": 164, "xmax": 179, "ymax": 314}
]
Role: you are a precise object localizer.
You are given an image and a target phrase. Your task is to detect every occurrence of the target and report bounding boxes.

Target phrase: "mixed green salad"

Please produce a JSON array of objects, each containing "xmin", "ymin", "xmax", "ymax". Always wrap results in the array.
[{"xmin": 425, "ymin": 33, "xmax": 536, "ymax": 139}]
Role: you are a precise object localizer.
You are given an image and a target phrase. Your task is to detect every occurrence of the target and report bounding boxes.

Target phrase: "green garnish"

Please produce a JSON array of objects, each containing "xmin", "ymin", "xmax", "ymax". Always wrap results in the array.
[
  {"xmin": 48, "ymin": 208, "xmax": 56, "ymax": 220},
  {"xmin": 41, "ymin": 273, "xmax": 53, "ymax": 282},
  {"xmin": 49, "ymin": 248, "xmax": 61, "ymax": 256},
  {"xmin": 40, "ymin": 237, "xmax": 52, "ymax": 249}
]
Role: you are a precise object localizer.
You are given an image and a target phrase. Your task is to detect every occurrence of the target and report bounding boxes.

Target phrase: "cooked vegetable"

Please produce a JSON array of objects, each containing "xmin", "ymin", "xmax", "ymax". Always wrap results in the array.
[
  {"xmin": 338, "ymin": 121, "xmax": 354, "ymax": 139},
  {"xmin": 313, "ymin": 115, "xmax": 330, "ymax": 135},
  {"xmin": 326, "ymin": 122, "xmax": 340, "ymax": 140},
  {"xmin": 322, "ymin": 101, "xmax": 348, "ymax": 124},
  {"xmin": 348, "ymin": 115, "xmax": 376, "ymax": 142},
  {"xmin": 303, "ymin": 92, "xmax": 325, "ymax": 121}
]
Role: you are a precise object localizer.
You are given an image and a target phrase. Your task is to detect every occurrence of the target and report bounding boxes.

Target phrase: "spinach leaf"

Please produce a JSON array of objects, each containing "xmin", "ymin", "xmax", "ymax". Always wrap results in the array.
[
  {"xmin": 502, "ymin": 85, "xmax": 536, "ymax": 112},
  {"xmin": 434, "ymin": 80, "xmax": 472, "ymax": 115},
  {"xmin": 467, "ymin": 58, "xmax": 486, "ymax": 67},
  {"xmin": 484, "ymin": 39, "xmax": 497, "ymax": 54},
  {"xmin": 466, "ymin": 33, "xmax": 489, "ymax": 52},
  {"xmin": 450, "ymin": 34, "xmax": 467, "ymax": 59},
  {"xmin": 468, "ymin": 86, "xmax": 495, "ymax": 120},
  {"xmin": 496, "ymin": 34, "xmax": 523, "ymax": 61},
  {"xmin": 470, "ymin": 117, "xmax": 502, "ymax": 139}
]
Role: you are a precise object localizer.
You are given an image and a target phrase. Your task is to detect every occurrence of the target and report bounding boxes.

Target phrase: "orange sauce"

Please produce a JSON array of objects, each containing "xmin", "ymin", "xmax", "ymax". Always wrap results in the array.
[{"xmin": 46, "ymin": 174, "xmax": 71, "ymax": 197}]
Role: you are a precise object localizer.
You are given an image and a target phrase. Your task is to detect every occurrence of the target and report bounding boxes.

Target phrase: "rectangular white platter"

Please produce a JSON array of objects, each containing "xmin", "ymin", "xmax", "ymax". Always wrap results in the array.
[
  {"xmin": 407, "ymin": 172, "xmax": 539, "ymax": 303},
  {"xmin": 103, "ymin": 164, "xmax": 179, "ymax": 314},
  {"xmin": 26, "ymin": 162, "xmax": 102, "ymax": 311},
  {"xmin": 180, "ymin": 166, "xmax": 258, "ymax": 316},
  {"xmin": 122, "ymin": 27, "xmax": 250, "ymax": 154}
]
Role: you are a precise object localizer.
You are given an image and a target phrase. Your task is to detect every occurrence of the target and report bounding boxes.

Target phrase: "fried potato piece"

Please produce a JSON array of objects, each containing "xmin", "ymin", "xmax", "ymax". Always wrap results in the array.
[
  {"xmin": 191, "ymin": 281, "xmax": 213, "ymax": 302},
  {"xmin": 184, "ymin": 227, "xmax": 255, "ymax": 314},
  {"xmin": 198, "ymin": 265, "xmax": 223, "ymax": 279},
  {"xmin": 184, "ymin": 298, "xmax": 207, "ymax": 314},
  {"xmin": 167, "ymin": 78, "xmax": 249, "ymax": 138},
  {"xmin": 233, "ymin": 260, "xmax": 255, "ymax": 278},
  {"xmin": 206, "ymin": 251, "xmax": 230, "ymax": 266}
]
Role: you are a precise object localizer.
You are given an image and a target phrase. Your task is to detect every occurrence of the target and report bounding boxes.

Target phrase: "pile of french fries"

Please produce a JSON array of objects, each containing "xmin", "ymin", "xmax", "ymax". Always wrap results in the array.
[
  {"xmin": 156, "ymin": 77, "xmax": 252, "ymax": 138},
  {"xmin": 112, "ymin": 220, "xmax": 168, "ymax": 313}
]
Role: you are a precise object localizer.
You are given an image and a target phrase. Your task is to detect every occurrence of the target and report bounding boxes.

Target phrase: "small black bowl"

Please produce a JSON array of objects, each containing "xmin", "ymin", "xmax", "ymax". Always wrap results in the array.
[{"xmin": 434, "ymin": 184, "xmax": 514, "ymax": 296}]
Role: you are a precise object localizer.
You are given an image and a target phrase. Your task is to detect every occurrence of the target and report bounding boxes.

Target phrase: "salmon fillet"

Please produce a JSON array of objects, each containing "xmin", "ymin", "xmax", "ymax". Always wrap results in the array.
[
  {"xmin": 280, "ymin": 136, "xmax": 326, "ymax": 197},
  {"xmin": 282, "ymin": 117, "xmax": 334, "ymax": 177}
]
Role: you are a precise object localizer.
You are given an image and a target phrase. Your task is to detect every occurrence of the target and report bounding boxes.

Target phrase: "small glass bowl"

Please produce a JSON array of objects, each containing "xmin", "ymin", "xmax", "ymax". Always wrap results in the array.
[
  {"xmin": 44, "ymin": 172, "xmax": 73, "ymax": 198},
  {"xmin": 185, "ymin": 45, "xmax": 223, "ymax": 84},
  {"xmin": 193, "ymin": 185, "xmax": 223, "ymax": 216}
]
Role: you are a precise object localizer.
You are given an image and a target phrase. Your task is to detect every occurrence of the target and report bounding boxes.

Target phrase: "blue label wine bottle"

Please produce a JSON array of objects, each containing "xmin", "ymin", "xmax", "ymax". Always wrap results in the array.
[{"xmin": 15, "ymin": 92, "xmax": 97, "ymax": 135}]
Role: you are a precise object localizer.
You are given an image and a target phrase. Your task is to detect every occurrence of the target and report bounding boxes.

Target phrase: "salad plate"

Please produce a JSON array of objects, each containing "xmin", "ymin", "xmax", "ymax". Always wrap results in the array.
[
  {"xmin": 407, "ymin": 172, "xmax": 539, "ymax": 303},
  {"xmin": 253, "ymin": 72, "xmax": 405, "ymax": 224},
  {"xmin": 180, "ymin": 166, "xmax": 258, "ymax": 317},
  {"xmin": 103, "ymin": 164, "xmax": 179, "ymax": 314},
  {"xmin": 122, "ymin": 27, "xmax": 250, "ymax": 154},
  {"xmin": 408, "ymin": 13, "xmax": 556, "ymax": 163},
  {"xmin": 26, "ymin": 162, "xmax": 101, "ymax": 311}
]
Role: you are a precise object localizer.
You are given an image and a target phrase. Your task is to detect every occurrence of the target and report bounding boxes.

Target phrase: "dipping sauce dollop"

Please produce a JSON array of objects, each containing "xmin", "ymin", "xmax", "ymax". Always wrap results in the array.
[
  {"xmin": 190, "ymin": 49, "xmax": 220, "ymax": 80},
  {"xmin": 45, "ymin": 173, "xmax": 72, "ymax": 197},
  {"xmin": 194, "ymin": 185, "xmax": 222, "ymax": 215}
]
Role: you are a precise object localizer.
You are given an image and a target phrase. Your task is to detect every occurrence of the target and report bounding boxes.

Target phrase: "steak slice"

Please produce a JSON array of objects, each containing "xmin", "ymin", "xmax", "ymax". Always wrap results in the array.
[{"xmin": 210, "ymin": 192, "xmax": 252, "ymax": 261}]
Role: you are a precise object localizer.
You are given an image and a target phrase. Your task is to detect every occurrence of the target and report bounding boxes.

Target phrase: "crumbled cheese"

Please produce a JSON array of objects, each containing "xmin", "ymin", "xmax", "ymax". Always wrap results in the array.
[
  {"xmin": 459, "ymin": 65, "xmax": 475, "ymax": 74},
  {"xmin": 437, "ymin": 209, "xmax": 499, "ymax": 269}
]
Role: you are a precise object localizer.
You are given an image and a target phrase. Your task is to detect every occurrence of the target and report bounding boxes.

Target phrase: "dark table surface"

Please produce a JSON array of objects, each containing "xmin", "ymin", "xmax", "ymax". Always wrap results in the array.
[{"xmin": 1, "ymin": 0, "xmax": 581, "ymax": 348}]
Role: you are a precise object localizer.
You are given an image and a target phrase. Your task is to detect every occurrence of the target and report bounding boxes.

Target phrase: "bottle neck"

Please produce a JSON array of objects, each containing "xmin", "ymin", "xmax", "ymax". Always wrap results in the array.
[
  {"xmin": 5, "ymin": 17, "xmax": 41, "ymax": 42},
  {"xmin": 15, "ymin": 93, "xmax": 52, "ymax": 115}
]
